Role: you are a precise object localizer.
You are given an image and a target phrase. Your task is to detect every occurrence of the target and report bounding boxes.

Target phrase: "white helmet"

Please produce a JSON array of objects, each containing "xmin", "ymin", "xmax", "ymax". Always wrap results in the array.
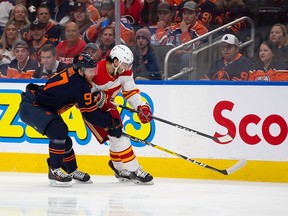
[{"xmin": 110, "ymin": 45, "xmax": 134, "ymax": 65}]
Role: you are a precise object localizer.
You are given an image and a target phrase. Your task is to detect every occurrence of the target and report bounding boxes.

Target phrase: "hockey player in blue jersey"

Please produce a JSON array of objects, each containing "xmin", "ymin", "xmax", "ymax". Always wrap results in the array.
[{"xmin": 19, "ymin": 52, "xmax": 122, "ymax": 187}]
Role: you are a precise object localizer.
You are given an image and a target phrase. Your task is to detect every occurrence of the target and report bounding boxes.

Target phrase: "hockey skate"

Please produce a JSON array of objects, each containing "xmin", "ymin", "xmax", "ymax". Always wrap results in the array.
[
  {"xmin": 108, "ymin": 160, "xmax": 133, "ymax": 182},
  {"xmin": 130, "ymin": 167, "xmax": 154, "ymax": 185},
  {"xmin": 48, "ymin": 167, "xmax": 72, "ymax": 187},
  {"xmin": 69, "ymin": 170, "xmax": 92, "ymax": 184}
]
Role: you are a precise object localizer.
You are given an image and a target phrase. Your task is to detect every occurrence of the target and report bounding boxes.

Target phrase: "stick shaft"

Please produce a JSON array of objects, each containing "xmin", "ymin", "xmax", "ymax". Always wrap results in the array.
[
  {"xmin": 123, "ymin": 132, "xmax": 241, "ymax": 175},
  {"xmin": 119, "ymin": 105, "xmax": 231, "ymax": 142}
]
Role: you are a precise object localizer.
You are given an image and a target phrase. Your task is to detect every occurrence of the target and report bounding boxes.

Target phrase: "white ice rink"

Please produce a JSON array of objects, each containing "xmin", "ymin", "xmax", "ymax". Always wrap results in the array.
[{"xmin": 0, "ymin": 172, "xmax": 287, "ymax": 216}]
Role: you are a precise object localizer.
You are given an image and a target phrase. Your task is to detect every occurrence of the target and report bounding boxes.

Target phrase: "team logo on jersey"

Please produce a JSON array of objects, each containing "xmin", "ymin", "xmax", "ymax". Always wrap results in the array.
[{"xmin": 213, "ymin": 70, "xmax": 230, "ymax": 80}]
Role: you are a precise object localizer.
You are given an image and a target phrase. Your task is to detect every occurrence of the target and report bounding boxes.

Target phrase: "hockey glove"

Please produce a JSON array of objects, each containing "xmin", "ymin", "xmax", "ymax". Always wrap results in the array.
[
  {"xmin": 137, "ymin": 104, "xmax": 152, "ymax": 123},
  {"xmin": 26, "ymin": 83, "xmax": 40, "ymax": 92},
  {"xmin": 107, "ymin": 118, "xmax": 122, "ymax": 138},
  {"xmin": 94, "ymin": 91, "xmax": 115, "ymax": 112}
]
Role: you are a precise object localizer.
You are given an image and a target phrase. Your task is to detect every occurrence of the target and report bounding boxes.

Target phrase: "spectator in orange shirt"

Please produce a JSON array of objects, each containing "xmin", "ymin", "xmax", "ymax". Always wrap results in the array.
[
  {"xmin": 21, "ymin": 5, "xmax": 63, "ymax": 45},
  {"xmin": 77, "ymin": 0, "xmax": 101, "ymax": 23},
  {"xmin": 5, "ymin": 40, "xmax": 40, "ymax": 79},
  {"xmin": 28, "ymin": 20, "xmax": 56, "ymax": 63},
  {"xmin": 168, "ymin": 1, "xmax": 208, "ymax": 48},
  {"xmin": 252, "ymin": 40, "xmax": 287, "ymax": 72},
  {"xmin": 83, "ymin": 0, "xmax": 135, "ymax": 46},
  {"xmin": 149, "ymin": 2, "xmax": 175, "ymax": 46},
  {"xmin": 168, "ymin": 1, "xmax": 208, "ymax": 77}
]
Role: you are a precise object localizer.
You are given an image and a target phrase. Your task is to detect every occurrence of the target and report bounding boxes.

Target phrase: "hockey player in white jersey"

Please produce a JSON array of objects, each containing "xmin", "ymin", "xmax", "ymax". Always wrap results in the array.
[{"xmin": 87, "ymin": 44, "xmax": 154, "ymax": 185}]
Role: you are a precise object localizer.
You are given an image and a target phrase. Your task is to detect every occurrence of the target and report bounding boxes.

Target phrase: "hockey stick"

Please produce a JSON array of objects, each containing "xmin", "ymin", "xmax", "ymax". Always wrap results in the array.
[
  {"xmin": 118, "ymin": 104, "xmax": 233, "ymax": 143},
  {"xmin": 123, "ymin": 132, "xmax": 246, "ymax": 175}
]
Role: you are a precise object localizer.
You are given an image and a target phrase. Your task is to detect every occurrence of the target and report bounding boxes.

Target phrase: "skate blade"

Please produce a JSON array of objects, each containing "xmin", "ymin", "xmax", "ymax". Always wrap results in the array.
[
  {"xmin": 132, "ymin": 179, "xmax": 154, "ymax": 185},
  {"xmin": 73, "ymin": 179, "xmax": 93, "ymax": 184},
  {"xmin": 49, "ymin": 180, "xmax": 72, "ymax": 187},
  {"xmin": 117, "ymin": 177, "xmax": 133, "ymax": 182}
]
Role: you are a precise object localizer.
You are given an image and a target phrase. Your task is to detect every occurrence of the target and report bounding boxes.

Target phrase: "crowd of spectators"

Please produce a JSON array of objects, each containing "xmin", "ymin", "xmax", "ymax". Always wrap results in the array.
[{"xmin": 0, "ymin": 0, "xmax": 287, "ymax": 81}]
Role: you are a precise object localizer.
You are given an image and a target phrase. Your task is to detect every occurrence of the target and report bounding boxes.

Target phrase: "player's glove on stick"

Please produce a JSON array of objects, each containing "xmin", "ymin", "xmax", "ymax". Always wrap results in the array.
[
  {"xmin": 137, "ymin": 104, "xmax": 152, "ymax": 123},
  {"xmin": 94, "ymin": 92, "xmax": 115, "ymax": 112},
  {"xmin": 107, "ymin": 118, "xmax": 122, "ymax": 138}
]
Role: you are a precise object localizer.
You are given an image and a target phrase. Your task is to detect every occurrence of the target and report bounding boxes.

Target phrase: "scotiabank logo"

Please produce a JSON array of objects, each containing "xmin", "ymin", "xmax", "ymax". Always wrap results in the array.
[{"xmin": 214, "ymin": 101, "xmax": 286, "ymax": 146}]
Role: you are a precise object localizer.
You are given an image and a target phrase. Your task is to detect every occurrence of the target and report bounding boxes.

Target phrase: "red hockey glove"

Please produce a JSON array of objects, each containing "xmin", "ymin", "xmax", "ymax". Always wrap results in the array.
[
  {"xmin": 137, "ymin": 104, "xmax": 152, "ymax": 123},
  {"xmin": 94, "ymin": 91, "xmax": 115, "ymax": 112}
]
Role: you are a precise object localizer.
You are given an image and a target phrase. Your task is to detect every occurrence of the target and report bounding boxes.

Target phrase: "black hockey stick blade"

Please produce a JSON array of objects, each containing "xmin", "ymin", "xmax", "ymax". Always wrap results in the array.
[
  {"xmin": 118, "ymin": 104, "xmax": 233, "ymax": 143},
  {"xmin": 123, "ymin": 132, "xmax": 246, "ymax": 175}
]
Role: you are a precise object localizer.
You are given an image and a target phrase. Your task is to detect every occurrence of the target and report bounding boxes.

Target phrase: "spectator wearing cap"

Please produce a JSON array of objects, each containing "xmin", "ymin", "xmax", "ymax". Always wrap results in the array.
[
  {"xmin": 120, "ymin": 0, "xmax": 143, "ymax": 26},
  {"xmin": 28, "ymin": 20, "xmax": 56, "ymax": 63},
  {"xmin": 132, "ymin": 28, "xmax": 161, "ymax": 80},
  {"xmin": 140, "ymin": 0, "xmax": 162, "ymax": 26},
  {"xmin": 69, "ymin": 2, "xmax": 95, "ymax": 39},
  {"xmin": 176, "ymin": 0, "xmax": 221, "ymax": 26},
  {"xmin": 205, "ymin": 34, "xmax": 253, "ymax": 81},
  {"xmin": 33, "ymin": 43, "xmax": 68, "ymax": 79},
  {"xmin": 149, "ymin": 2, "xmax": 175, "ymax": 46},
  {"xmin": 5, "ymin": 39, "xmax": 40, "ymax": 79},
  {"xmin": 83, "ymin": 0, "xmax": 135, "ymax": 46},
  {"xmin": 56, "ymin": 22, "xmax": 86, "ymax": 66},
  {"xmin": 84, "ymin": 42, "xmax": 100, "ymax": 62},
  {"xmin": 168, "ymin": 1, "xmax": 208, "ymax": 78},
  {"xmin": 21, "ymin": 4, "xmax": 63, "ymax": 45},
  {"xmin": 168, "ymin": 1, "xmax": 208, "ymax": 48}
]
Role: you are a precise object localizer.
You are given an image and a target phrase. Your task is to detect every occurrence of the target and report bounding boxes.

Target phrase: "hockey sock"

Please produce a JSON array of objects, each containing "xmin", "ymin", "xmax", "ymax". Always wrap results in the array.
[
  {"xmin": 110, "ymin": 150, "xmax": 124, "ymax": 171},
  {"xmin": 49, "ymin": 139, "xmax": 65, "ymax": 169},
  {"xmin": 62, "ymin": 137, "xmax": 77, "ymax": 173},
  {"xmin": 118, "ymin": 146, "xmax": 139, "ymax": 171}
]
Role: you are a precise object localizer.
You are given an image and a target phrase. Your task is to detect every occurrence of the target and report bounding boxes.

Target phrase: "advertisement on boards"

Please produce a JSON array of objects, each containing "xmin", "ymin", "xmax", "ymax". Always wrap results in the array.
[{"xmin": 1, "ymin": 81, "xmax": 288, "ymax": 161}]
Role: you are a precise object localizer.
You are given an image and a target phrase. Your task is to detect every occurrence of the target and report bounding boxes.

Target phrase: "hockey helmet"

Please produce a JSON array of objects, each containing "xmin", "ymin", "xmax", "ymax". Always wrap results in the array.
[
  {"xmin": 109, "ymin": 45, "xmax": 134, "ymax": 65},
  {"xmin": 73, "ymin": 52, "xmax": 96, "ymax": 70}
]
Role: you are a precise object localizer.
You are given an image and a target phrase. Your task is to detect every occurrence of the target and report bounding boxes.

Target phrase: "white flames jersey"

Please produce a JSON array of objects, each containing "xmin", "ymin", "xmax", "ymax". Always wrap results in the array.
[{"xmin": 91, "ymin": 59, "xmax": 144, "ymax": 109}]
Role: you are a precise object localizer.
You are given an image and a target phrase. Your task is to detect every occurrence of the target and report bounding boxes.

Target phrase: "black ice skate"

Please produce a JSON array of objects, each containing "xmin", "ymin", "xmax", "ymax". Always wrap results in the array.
[
  {"xmin": 69, "ymin": 170, "xmax": 92, "ymax": 184},
  {"xmin": 130, "ymin": 167, "xmax": 154, "ymax": 185},
  {"xmin": 48, "ymin": 167, "xmax": 72, "ymax": 187},
  {"xmin": 108, "ymin": 160, "xmax": 133, "ymax": 182}
]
